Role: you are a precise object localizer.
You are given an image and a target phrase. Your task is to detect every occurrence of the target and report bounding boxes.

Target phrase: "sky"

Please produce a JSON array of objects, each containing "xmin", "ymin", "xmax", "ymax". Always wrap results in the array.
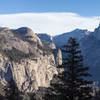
[{"xmin": 0, "ymin": 0, "xmax": 100, "ymax": 35}]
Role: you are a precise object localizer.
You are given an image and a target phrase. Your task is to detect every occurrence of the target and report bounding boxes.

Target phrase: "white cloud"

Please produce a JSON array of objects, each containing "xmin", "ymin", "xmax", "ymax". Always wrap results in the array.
[{"xmin": 0, "ymin": 12, "xmax": 100, "ymax": 36}]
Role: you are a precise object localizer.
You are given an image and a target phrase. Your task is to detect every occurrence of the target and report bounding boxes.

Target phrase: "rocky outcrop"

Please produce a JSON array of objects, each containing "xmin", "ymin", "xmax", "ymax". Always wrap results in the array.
[
  {"xmin": 0, "ymin": 27, "xmax": 58, "ymax": 92},
  {"xmin": 53, "ymin": 49, "xmax": 62, "ymax": 66}
]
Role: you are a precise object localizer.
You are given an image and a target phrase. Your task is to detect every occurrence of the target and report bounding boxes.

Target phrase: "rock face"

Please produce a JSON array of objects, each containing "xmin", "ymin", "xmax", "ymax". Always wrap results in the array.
[
  {"xmin": 53, "ymin": 49, "xmax": 62, "ymax": 66},
  {"xmin": 0, "ymin": 27, "xmax": 58, "ymax": 92}
]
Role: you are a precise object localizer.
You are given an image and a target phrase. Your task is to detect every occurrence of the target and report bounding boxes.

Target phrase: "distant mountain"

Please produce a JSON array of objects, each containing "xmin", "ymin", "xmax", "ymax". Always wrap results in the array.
[
  {"xmin": 80, "ymin": 24, "xmax": 100, "ymax": 83},
  {"xmin": 37, "ymin": 33, "xmax": 56, "ymax": 49},
  {"xmin": 53, "ymin": 29, "xmax": 90, "ymax": 48}
]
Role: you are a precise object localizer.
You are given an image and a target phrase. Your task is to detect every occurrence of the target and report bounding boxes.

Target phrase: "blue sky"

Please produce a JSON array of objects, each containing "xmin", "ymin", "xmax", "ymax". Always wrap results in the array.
[
  {"xmin": 0, "ymin": 0, "xmax": 100, "ymax": 16},
  {"xmin": 0, "ymin": 0, "xmax": 100, "ymax": 35}
]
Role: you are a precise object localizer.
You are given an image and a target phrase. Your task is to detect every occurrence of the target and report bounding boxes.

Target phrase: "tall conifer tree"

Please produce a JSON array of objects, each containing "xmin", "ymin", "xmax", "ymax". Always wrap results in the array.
[{"xmin": 45, "ymin": 37, "xmax": 93, "ymax": 100}]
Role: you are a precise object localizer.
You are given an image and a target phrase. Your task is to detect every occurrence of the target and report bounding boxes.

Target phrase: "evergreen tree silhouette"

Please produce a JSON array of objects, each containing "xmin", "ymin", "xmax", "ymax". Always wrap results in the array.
[{"xmin": 44, "ymin": 37, "xmax": 93, "ymax": 100}]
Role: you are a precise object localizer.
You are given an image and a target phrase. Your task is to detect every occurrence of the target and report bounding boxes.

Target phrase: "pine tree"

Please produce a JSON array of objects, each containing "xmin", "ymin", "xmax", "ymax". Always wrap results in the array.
[{"xmin": 45, "ymin": 37, "xmax": 93, "ymax": 100}]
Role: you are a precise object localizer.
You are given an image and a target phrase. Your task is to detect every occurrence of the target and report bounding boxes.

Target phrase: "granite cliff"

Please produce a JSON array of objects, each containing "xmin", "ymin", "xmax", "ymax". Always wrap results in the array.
[{"xmin": 0, "ymin": 27, "xmax": 59, "ymax": 92}]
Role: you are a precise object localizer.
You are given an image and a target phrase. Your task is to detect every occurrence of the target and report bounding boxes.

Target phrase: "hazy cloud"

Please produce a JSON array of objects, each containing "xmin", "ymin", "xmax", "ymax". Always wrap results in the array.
[{"xmin": 0, "ymin": 12, "xmax": 100, "ymax": 35}]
